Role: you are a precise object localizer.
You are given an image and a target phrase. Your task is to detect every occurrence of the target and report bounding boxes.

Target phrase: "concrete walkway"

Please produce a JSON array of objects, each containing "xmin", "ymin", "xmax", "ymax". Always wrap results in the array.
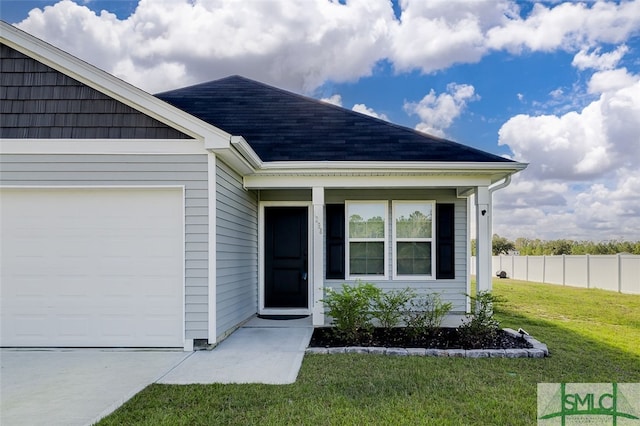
[
  {"xmin": 0, "ymin": 349, "xmax": 190, "ymax": 426},
  {"xmin": 0, "ymin": 317, "xmax": 313, "ymax": 426},
  {"xmin": 159, "ymin": 316, "xmax": 313, "ymax": 385}
]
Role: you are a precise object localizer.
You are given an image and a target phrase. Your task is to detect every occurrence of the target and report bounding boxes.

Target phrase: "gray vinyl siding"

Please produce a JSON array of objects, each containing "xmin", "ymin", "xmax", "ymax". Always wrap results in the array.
[
  {"xmin": 0, "ymin": 44, "xmax": 190, "ymax": 139},
  {"xmin": 325, "ymin": 189, "xmax": 468, "ymax": 312},
  {"xmin": 215, "ymin": 160, "xmax": 258, "ymax": 339},
  {"xmin": 0, "ymin": 153, "xmax": 209, "ymax": 339}
]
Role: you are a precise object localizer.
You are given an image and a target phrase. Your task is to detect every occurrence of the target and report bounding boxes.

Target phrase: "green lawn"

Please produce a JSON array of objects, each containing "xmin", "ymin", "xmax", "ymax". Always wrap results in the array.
[{"xmin": 99, "ymin": 279, "xmax": 640, "ymax": 425}]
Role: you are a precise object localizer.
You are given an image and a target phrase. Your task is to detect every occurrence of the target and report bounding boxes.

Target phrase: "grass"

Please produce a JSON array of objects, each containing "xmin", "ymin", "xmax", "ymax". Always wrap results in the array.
[{"xmin": 99, "ymin": 278, "xmax": 640, "ymax": 425}]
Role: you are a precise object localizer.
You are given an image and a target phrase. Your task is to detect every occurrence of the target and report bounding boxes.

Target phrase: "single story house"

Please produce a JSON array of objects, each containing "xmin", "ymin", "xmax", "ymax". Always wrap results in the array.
[{"xmin": 0, "ymin": 22, "xmax": 526, "ymax": 350}]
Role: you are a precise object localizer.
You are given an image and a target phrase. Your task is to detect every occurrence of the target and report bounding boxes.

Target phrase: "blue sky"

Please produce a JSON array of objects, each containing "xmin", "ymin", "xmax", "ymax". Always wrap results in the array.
[{"xmin": 2, "ymin": 0, "xmax": 640, "ymax": 241}]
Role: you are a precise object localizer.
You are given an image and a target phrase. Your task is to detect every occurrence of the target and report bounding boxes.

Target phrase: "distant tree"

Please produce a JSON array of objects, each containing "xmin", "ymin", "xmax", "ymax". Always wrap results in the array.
[
  {"xmin": 472, "ymin": 237, "xmax": 640, "ymax": 256},
  {"xmin": 396, "ymin": 210, "xmax": 432, "ymax": 238},
  {"xmin": 514, "ymin": 237, "xmax": 532, "ymax": 253},
  {"xmin": 547, "ymin": 239, "xmax": 574, "ymax": 255},
  {"xmin": 492, "ymin": 234, "xmax": 515, "ymax": 255}
]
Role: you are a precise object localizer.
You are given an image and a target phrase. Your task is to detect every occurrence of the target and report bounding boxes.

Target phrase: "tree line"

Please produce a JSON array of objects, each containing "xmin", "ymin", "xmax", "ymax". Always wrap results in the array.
[{"xmin": 471, "ymin": 235, "xmax": 640, "ymax": 256}]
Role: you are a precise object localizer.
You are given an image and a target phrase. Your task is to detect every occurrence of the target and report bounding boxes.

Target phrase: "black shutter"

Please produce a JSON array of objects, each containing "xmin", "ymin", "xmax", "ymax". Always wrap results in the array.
[
  {"xmin": 326, "ymin": 204, "xmax": 345, "ymax": 279},
  {"xmin": 436, "ymin": 203, "xmax": 455, "ymax": 279}
]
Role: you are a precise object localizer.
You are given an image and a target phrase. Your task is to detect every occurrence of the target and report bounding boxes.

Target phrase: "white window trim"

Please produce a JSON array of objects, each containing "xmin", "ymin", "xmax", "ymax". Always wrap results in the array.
[
  {"xmin": 392, "ymin": 200, "xmax": 436, "ymax": 281},
  {"xmin": 345, "ymin": 200, "xmax": 389, "ymax": 280}
]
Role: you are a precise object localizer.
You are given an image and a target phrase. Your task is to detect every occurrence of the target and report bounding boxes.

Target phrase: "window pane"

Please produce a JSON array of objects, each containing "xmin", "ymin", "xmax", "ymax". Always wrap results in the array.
[
  {"xmin": 348, "ymin": 203, "xmax": 386, "ymax": 238},
  {"xmin": 397, "ymin": 242, "xmax": 431, "ymax": 275},
  {"xmin": 349, "ymin": 242, "xmax": 384, "ymax": 275},
  {"xmin": 395, "ymin": 203, "xmax": 432, "ymax": 238}
]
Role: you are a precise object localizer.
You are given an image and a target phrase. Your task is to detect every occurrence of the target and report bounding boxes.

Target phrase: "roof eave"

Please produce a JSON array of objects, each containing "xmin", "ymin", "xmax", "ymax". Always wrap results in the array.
[
  {"xmin": 257, "ymin": 160, "xmax": 527, "ymax": 172},
  {"xmin": 242, "ymin": 160, "xmax": 528, "ymax": 189}
]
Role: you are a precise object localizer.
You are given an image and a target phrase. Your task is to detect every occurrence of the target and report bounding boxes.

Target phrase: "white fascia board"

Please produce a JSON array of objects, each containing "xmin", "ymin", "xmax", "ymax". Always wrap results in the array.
[
  {"xmin": 244, "ymin": 173, "xmax": 494, "ymax": 189},
  {"xmin": 244, "ymin": 161, "xmax": 527, "ymax": 189},
  {"xmin": 208, "ymin": 136, "xmax": 264, "ymax": 176},
  {"xmin": 230, "ymin": 136, "xmax": 263, "ymax": 169},
  {"xmin": 0, "ymin": 139, "xmax": 208, "ymax": 155},
  {"xmin": 259, "ymin": 160, "xmax": 528, "ymax": 174},
  {"xmin": 210, "ymin": 146, "xmax": 256, "ymax": 176},
  {"xmin": 0, "ymin": 22, "xmax": 230, "ymax": 150}
]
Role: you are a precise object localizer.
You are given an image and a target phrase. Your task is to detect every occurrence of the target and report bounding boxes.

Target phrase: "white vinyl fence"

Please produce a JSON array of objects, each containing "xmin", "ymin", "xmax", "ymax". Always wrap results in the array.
[{"xmin": 470, "ymin": 255, "xmax": 640, "ymax": 295}]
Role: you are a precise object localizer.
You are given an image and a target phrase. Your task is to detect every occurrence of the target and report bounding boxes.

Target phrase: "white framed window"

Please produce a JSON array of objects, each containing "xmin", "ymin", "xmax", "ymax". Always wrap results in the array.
[
  {"xmin": 345, "ymin": 201, "xmax": 388, "ymax": 279},
  {"xmin": 392, "ymin": 201, "xmax": 435, "ymax": 280}
]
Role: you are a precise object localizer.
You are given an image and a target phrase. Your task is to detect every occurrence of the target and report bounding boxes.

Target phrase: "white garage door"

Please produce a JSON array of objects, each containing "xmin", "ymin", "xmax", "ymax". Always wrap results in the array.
[{"xmin": 0, "ymin": 187, "xmax": 184, "ymax": 347}]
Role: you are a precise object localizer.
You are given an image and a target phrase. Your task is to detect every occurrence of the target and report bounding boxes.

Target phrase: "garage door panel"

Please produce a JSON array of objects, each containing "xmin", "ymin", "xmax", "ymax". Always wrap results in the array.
[
  {"xmin": 1, "ymin": 188, "xmax": 184, "ymax": 347},
  {"xmin": 57, "ymin": 315, "xmax": 91, "ymax": 338}
]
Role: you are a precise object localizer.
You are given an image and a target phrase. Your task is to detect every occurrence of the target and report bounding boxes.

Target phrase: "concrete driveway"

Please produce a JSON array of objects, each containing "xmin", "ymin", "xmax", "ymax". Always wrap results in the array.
[{"xmin": 0, "ymin": 349, "xmax": 191, "ymax": 426}]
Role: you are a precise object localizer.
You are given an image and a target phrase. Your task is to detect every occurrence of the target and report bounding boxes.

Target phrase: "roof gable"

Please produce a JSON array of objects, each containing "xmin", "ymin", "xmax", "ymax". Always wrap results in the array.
[
  {"xmin": 157, "ymin": 75, "xmax": 513, "ymax": 163},
  {"xmin": 0, "ymin": 21, "xmax": 230, "ymax": 148},
  {"xmin": 0, "ymin": 44, "xmax": 190, "ymax": 139}
]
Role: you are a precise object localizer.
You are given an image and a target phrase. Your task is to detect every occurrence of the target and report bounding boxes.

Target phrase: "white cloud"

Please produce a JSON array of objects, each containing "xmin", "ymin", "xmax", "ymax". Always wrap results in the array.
[
  {"xmin": 15, "ymin": 0, "xmax": 640, "ymax": 93},
  {"xmin": 499, "ymin": 69, "xmax": 640, "ymax": 178},
  {"xmin": 572, "ymin": 45, "xmax": 629, "ymax": 71},
  {"xmin": 492, "ymin": 179, "xmax": 575, "ymax": 240},
  {"xmin": 498, "ymin": 107, "xmax": 608, "ymax": 180},
  {"xmin": 318, "ymin": 96, "xmax": 390, "ymax": 120},
  {"xmin": 487, "ymin": 1, "xmax": 640, "ymax": 53},
  {"xmin": 587, "ymin": 68, "xmax": 638, "ymax": 94},
  {"xmin": 549, "ymin": 88, "xmax": 564, "ymax": 99},
  {"xmin": 404, "ymin": 83, "xmax": 478, "ymax": 137},
  {"xmin": 352, "ymin": 104, "xmax": 389, "ymax": 121},
  {"xmin": 497, "ymin": 69, "xmax": 640, "ymax": 240},
  {"xmin": 17, "ymin": 0, "xmax": 396, "ymax": 93},
  {"xmin": 320, "ymin": 94, "xmax": 343, "ymax": 107},
  {"xmin": 572, "ymin": 170, "xmax": 640, "ymax": 236},
  {"xmin": 389, "ymin": 0, "xmax": 513, "ymax": 73},
  {"xmin": 492, "ymin": 166, "xmax": 640, "ymax": 241}
]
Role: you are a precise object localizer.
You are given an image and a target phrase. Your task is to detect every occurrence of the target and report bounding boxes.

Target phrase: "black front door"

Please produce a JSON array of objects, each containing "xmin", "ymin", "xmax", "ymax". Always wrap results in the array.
[{"xmin": 264, "ymin": 207, "xmax": 308, "ymax": 308}]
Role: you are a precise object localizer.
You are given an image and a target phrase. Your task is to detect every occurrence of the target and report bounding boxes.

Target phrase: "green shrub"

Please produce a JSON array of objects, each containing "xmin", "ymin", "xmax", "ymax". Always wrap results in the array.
[
  {"xmin": 457, "ymin": 290, "xmax": 502, "ymax": 348},
  {"xmin": 372, "ymin": 287, "xmax": 416, "ymax": 328},
  {"xmin": 322, "ymin": 282, "xmax": 381, "ymax": 341},
  {"xmin": 405, "ymin": 293, "xmax": 453, "ymax": 338}
]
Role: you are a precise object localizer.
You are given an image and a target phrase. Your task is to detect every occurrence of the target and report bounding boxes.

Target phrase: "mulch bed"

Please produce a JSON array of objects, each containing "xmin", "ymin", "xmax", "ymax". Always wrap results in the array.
[{"xmin": 309, "ymin": 327, "xmax": 532, "ymax": 350}]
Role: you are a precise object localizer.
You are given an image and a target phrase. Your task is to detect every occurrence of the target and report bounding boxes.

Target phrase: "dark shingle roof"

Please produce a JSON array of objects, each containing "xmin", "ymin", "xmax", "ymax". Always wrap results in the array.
[{"xmin": 156, "ymin": 75, "xmax": 512, "ymax": 163}]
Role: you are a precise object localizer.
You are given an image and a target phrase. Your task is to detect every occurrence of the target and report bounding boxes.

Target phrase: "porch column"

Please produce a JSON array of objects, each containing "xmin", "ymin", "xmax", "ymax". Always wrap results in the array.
[
  {"xmin": 312, "ymin": 187, "xmax": 325, "ymax": 326},
  {"xmin": 475, "ymin": 186, "xmax": 492, "ymax": 293}
]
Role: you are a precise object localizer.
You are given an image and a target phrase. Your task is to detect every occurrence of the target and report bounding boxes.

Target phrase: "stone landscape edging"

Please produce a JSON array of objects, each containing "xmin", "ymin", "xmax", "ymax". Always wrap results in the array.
[{"xmin": 305, "ymin": 328, "xmax": 549, "ymax": 358}]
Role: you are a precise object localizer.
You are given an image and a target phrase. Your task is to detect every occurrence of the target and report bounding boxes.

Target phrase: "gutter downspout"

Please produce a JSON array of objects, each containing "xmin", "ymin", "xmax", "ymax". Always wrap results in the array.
[
  {"xmin": 487, "ymin": 175, "xmax": 512, "ymax": 280},
  {"xmin": 489, "ymin": 175, "xmax": 511, "ymax": 194},
  {"xmin": 488, "ymin": 175, "xmax": 512, "ymax": 239}
]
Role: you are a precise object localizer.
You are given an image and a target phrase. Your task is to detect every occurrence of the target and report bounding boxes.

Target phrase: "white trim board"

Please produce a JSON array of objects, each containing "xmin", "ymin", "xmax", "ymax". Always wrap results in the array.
[
  {"xmin": 244, "ymin": 174, "xmax": 496, "ymax": 189},
  {"xmin": 258, "ymin": 160, "xmax": 528, "ymax": 172},
  {"xmin": 0, "ymin": 139, "xmax": 208, "ymax": 155},
  {"xmin": 207, "ymin": 153, "xmax": 217, "ymax": 344}
]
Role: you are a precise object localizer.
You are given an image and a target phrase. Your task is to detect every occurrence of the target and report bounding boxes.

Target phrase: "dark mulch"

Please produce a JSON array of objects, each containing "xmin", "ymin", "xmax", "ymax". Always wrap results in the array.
[{"xmin": 309, "ymin": 327, "xmax": 532, "ymax": 350}]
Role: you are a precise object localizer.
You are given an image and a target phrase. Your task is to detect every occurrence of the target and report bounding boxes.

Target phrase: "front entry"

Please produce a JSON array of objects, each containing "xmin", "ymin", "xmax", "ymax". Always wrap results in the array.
[{"xmin": 264, "ymin": 207, "xmax": 309, "ymax": 308}]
